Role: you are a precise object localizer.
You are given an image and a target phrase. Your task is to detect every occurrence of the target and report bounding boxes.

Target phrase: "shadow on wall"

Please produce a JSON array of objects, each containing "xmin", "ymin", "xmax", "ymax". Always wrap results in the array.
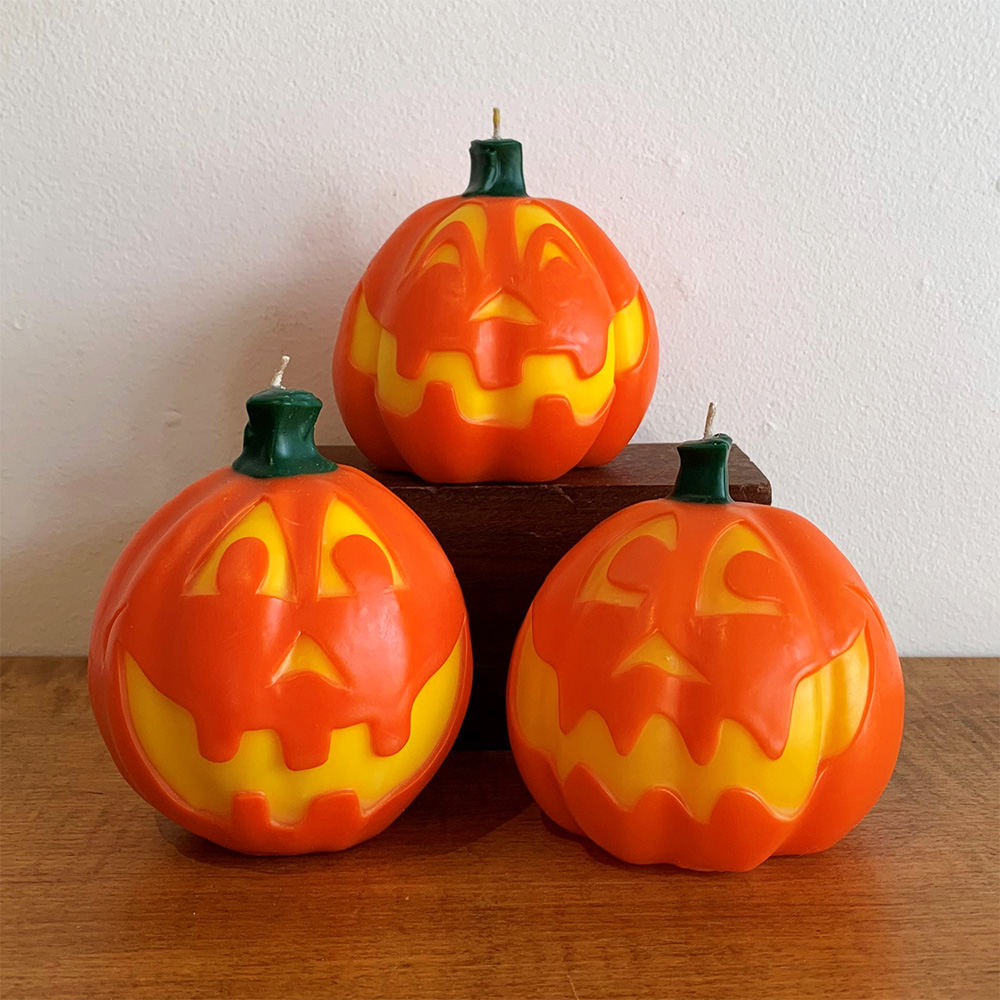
[{"xmin": 1, "ymin": 195, "xmax": 371, "ymax": 655}]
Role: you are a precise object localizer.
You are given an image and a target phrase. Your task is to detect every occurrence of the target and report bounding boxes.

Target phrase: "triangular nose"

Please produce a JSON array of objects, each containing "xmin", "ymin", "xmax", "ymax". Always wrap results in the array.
[
  {"xmin": 471, "ymin": 291, "xmax": 539, "ymax": 324},
  {"xmin": 272, "ymin": 635, "xmax": 346, "ymax": 686}
]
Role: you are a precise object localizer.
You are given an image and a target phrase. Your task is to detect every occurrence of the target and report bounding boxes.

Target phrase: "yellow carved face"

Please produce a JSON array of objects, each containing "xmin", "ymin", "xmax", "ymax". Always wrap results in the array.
[
  {"xmin": 347, "ymin": 197, "xmax": 650, "ymax": 427},
  {"xmin": 94, "ymin": 469, "xmax": 471, "ymax": 853},
  {"xmin": 124, "ymin": 638, "xmax": 464, "ymax": 825},
  {"xmin": 507, "ymin": 497, "xmax": 903, "ymax": 869},
  {"xmin": 513, "ymin": 622, "xmax": 869, "ymax": 822},
  {"xmin": 347, "ymin": 291, "xmax": 647, "ymax": 428},
  {"xmin": 334, "ymin": 193, "xmax": 659, "ymax": 483}
]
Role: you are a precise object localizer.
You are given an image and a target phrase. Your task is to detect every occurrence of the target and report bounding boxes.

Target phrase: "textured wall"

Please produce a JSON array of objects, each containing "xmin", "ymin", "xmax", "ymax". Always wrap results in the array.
[{"xmin": 2, "ymin": 0, "xmax": 998, "ymax": 655}]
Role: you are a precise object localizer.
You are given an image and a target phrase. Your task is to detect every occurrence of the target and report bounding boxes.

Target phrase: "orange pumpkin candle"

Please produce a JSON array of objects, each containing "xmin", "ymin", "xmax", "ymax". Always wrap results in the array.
[
  {"xmin": 89, "ymin": 359, "xmax": 471, "ymax": 854},
  {"xmin": 507, "ymin": 408, "xmax": 905, "ymax": 870},
  {"xmin": 333, "ymin": 110, "xmax": 659, "ymax": 482}
]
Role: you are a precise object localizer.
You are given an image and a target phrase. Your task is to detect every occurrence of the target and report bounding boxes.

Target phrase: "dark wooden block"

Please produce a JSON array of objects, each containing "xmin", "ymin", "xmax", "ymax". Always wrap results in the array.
[{"xmin": 318, "ymin": 443, "xmax": 772, "ymax": 749}]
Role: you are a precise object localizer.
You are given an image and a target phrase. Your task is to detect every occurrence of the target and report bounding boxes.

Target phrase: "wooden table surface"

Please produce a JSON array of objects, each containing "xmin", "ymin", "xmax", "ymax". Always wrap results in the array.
[{"xmin": 2, "ymin": 657, "xmax": 997, "ymax": 1000}]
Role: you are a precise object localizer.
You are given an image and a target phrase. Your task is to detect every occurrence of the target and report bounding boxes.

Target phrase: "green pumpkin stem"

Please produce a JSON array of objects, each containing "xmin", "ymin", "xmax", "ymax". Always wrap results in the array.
[
  {"xmin": 232, "ymin": 357, "xmax": 337, "ymax": 479},
  {"xmin": 463, "ymin": 109, "xmax": 527, "ymax": 197},
  {"xmin": 671, "ymin": 404, "xmax": 732, "ymax": 504}
]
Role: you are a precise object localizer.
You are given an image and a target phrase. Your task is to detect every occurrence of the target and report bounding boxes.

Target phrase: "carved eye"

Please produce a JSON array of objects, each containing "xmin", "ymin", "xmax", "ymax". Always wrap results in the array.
[
  {"xmin": 578, "ymin": 514, "xmax": 678, "ymax": 607},
  {"xmin": 420, "ymin": 242, "xmax": 462, "ymax": 271},
  {"xmin": 696, "ymin": 522, "xmax": 784, "ymax": 617},
  {"xmin": 186, "ymin": 502, "xmax": 294, "ymax": 600},
  {"xmin": 408, "ymin": 203, "xmax": 487, "ymax": 272},
  {"xmin": 514, "ymin": 204, "xmax": 588, "ymax": 264},
  {"xmin": 318, "ymin": 499, "xmax": 405, "ymax": 597},
  {"xmin": 539, "ymin": 240, "xmax": 574, "ymax": 268}
]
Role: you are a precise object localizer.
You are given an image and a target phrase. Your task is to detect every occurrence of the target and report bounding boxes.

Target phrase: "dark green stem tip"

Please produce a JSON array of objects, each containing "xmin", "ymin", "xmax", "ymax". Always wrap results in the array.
[
  {"xmin": 671, "ymin": 433, "xmax": 733, "ymax": 504},
  {"xmin": 463, "ymin": 138, "xmax": 527, "ymax": 198},
  {"xmin": 233, "ymin": 385, "xmax": 337, "ymax": 479}
]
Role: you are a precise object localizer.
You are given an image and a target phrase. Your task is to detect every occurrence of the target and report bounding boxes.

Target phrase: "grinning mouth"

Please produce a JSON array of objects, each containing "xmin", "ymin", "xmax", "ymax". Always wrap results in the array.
[
  {"xmin": 513, "ymin": 623, "xmax": 871, "ymax": 821},
  {"xmin": 125, "ymin": 635, "xmax": 464, "ymax": 824},
  {"xmin": 348, "ymin": 293, "xmax": 646, "ymax": 428}
]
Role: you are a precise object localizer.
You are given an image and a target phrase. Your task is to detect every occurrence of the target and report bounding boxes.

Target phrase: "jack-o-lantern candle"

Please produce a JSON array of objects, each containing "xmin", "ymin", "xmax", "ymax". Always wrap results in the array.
[
  {"xmin": 507, "ymin": 414, "xmax": 904, "ymax": 870},
  {"xmin": 333, "ymin": 110, "xmax": 658, "ymax": 482},
  {"xmin": 89, "ymin": 360, "xmax": 472, "ymax": 855}
]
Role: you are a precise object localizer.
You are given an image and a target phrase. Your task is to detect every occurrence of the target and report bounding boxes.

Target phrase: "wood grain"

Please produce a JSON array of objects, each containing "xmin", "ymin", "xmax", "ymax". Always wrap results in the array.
[
  {"xmin": 1, "ymin": 657, "xmax": 997, "ymax": 1000},
  {"xmin": 316, "ymin": 443, "xmax": 772, "ymax": 749}
]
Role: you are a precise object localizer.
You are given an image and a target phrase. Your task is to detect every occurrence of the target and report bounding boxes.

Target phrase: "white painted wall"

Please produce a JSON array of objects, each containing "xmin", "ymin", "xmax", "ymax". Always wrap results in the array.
[{"xmin": 2, "ymin": 0, "xmax": 998, "ymax": 656}]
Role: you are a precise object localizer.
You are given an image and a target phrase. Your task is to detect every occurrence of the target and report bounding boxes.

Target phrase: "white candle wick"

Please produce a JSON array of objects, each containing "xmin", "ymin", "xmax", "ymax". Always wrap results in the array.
[
  {"xmin": 703, "ymin": 401, "xmax": 716, "ymax": 438},
  {"xmin": 492, "ymin": 107, "xmax": 501, "ymax": 140},
  {"xmin": 270, "ymin": 355, "xmax": 291, "ymax": 389}
]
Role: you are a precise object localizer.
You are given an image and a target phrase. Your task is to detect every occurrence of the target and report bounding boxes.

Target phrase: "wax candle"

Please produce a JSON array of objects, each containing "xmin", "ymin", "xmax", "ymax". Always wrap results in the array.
[
  {"xmin": 507, "ymin": 407, "xmax": 905, "ymax": 870},
  {"xmin": 333, "ymin": 110, "xmax": 660, "ymax": 482},
  {"xmin": 89, "ymin": 360, "xmax": 471, "ymax": 854}
]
